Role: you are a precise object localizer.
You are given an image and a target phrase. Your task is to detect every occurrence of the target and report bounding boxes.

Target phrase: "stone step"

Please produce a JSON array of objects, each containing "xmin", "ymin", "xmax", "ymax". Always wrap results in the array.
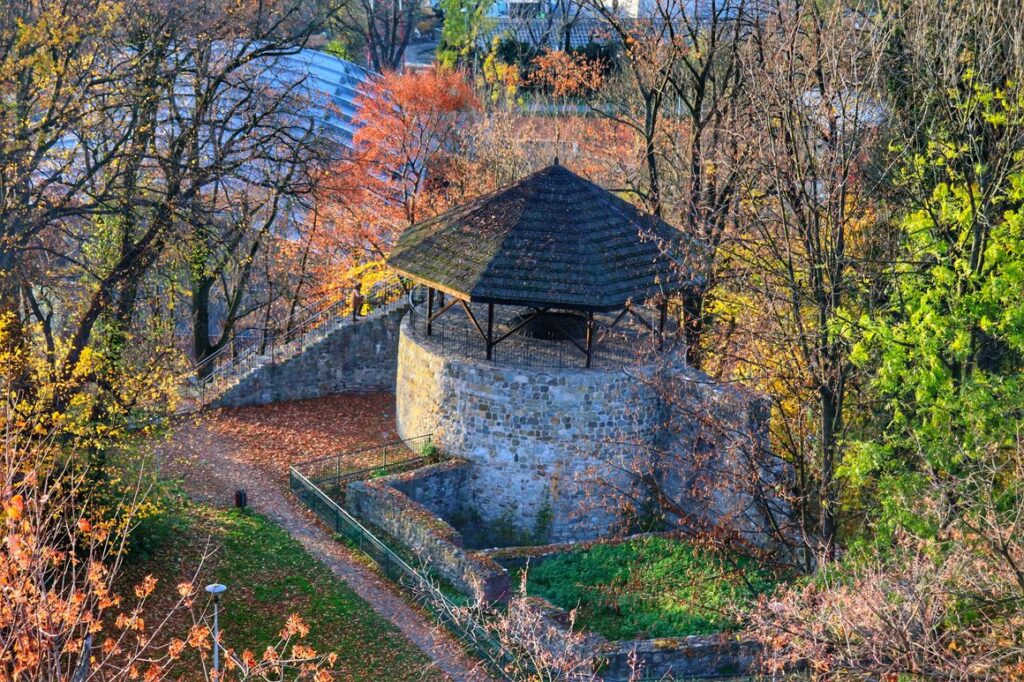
[{"xmin": 182, "ymin": 302, "xmax": 404, "ymax": 411}]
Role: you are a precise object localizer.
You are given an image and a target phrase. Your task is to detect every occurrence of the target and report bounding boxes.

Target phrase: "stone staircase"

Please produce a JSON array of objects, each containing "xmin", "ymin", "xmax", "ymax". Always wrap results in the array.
[{"xmin": 181, "ymin": 281, "xmax": 408, "ymax": 412}]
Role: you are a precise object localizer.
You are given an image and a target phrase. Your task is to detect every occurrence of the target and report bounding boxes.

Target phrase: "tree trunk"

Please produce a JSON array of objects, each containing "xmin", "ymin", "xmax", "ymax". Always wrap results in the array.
[
  {"xmin": 819, "ymin": 381, "xmax": 841, "ymax": 559},
  {"xmin": 0, "ymin": 248, "xmax": 31, "ymax": 396},
  {"xmin": 192, "ymin": 278, "xmax": 215, "ymax": 379},
  {"xmin": 682, "ymin": 288, "xmax": 705, "ymax": 369},
  {"xmin": 644, "ymin": 96, "xmax": 662, "ymax": 217}
]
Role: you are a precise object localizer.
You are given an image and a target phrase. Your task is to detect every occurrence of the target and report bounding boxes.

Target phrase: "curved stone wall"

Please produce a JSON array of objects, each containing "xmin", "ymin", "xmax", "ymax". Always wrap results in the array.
[{"xmin": 396, "ymin": 315, "xmax": 664, "ymax": 542}]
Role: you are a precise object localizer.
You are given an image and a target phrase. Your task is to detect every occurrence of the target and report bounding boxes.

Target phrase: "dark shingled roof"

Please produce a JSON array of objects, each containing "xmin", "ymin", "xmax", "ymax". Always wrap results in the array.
[{"xmin": 386, "ymin": 163, "xmax": 695, "ymax": 311}]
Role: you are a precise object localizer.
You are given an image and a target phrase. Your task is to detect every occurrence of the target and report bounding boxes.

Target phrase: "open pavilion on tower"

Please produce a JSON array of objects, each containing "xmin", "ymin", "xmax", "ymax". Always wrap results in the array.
[
  {"xmin": 386, "ymin": 162, "xmax": 701, "ymax": 368},
  {"xmin": 381, "ymin": 161, "xmax": 778, "ymax": 554}
]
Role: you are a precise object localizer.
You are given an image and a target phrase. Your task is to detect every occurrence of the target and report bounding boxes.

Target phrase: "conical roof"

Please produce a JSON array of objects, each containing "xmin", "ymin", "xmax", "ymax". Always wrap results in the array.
[{"xmin": 386, "ymin": 164, "xmax": 695, "ymax": 311}]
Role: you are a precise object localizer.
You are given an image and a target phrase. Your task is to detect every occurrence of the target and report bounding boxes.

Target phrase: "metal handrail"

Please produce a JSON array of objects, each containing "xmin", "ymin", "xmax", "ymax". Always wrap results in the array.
[
  {"xmin": 291, "ymin": 467, "xmax": 421, "ymax": 576},
  {"xmin": 405, "ymin": 285, "xmax": 680, "ymax": 371},
  {"xmin": 293, "ymin": 435, "xmax": 434, "ymax": 469},
  {"xmin": 192, "ymin": 294, "xmax": 337, "ymax": 374},
  {"xmin": 292, "ymin": 435, "xmax": 435, "ymax": 491},
  {"xmin": 185, "ymin": 277, "xmax": 408, "ymax": 405},
  {"xmin": 288, "ymin": 467, "xmax": 518, "ymax": 680}
]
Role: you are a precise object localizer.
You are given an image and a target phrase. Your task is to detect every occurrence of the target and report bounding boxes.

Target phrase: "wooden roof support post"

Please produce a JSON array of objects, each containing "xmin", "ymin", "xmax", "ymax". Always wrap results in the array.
[
  {"xmin": 427, "ymin": 287, "xmax": 435, "ymax": 336},
  {"xmin": 486, "ymin": 303, "xmax": 495, "ymax": 361},
  {"xmin": 658, "ymin": 298, "xmax": 668, "ymax": 351},
  {"xmin": 585, "ymin": 311, "xmax": 595, "ymax": 368}
]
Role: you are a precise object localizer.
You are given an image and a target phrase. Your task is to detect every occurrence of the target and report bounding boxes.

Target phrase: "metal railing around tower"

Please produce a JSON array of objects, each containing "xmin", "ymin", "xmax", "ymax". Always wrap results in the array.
[{"xmin": 405, "ymin": 287, "xmax": 682, "ymax": 371}]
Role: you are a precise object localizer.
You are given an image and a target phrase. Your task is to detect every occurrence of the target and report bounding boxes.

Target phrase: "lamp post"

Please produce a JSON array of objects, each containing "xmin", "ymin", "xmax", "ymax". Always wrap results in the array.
[{"xmin": 205, "ymin": 583, "xmax": 227, "ymax": 677}]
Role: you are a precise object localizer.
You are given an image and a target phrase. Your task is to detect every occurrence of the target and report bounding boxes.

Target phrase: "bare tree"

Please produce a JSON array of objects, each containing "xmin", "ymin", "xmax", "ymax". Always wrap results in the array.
[
  {"xmin": 729, "ymin": 0, "xmax": 885, "ymax": 558},
  {"xmin": 176, "ymin": 44, "xmax": 335, "ymax": 373},
  {"xmin": 662, "ymin": 0, "xmax": 750, "ymax": 368},
  {"xmin": 495, "ymin": 0, "xmax": 587, "ymax": 54},
  {"xmin": 4, "ymin": 0, "xmax": 343, "ymax": 408},
  {"xmin": 561, "ymin": 0, "xmax": 751, "ymax": 367},
  {"xmin": 573, "ymin": 1, "xmax": 681, "ymax": 216},
  {"xmin": 0, "ymin": 0, "xmax": 128, "ymax": 387},
  {"xmin": 569, "ymin": 344, "xmax": 799, "ymax": 565},
  {"xmin": 423, "ymin": 570, "xmax": 604, "ymax": 682},
  {"xmin": 749, "ymin": 440, "xmax": 1024, "ymax": 679},
  {"xmin": 334, "ymin": 0, "xmax": 419, "ymax": 72}
]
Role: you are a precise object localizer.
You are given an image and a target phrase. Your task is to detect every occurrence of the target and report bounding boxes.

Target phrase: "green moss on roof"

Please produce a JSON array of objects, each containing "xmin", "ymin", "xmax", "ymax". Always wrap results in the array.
[{"xmin": 386, "ymin": 164, "xmax": 698, "ymax": 312}]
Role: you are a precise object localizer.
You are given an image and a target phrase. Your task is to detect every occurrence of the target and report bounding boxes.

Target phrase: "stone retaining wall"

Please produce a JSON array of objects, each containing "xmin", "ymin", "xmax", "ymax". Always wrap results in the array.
[
  {"xmin": 388, "ymin": 457, "xmax": 467, "ymax": 521},
  {"xmin": 395, "ymin": 315, "xmax": 783, "ymax": 546},
  {"xmin": 519, "ymin": 595, "xmax": 760, "ymax": 680},
  {"xmin": 345, "ymin": 460, "xmax": 511, "ymax": 602},
  {"xmin": 654, "ymin": 371, "xmax": 786, "ymax": 548},
  {"xmin": 483, "ymin": 530, "xmax": 685, "ymax": 570},
  {"xmin": 396, "ymin": 316, "xmax": 665, "ymax": 543},
  {"xmin": 598, "ymin": 634, "xmax": 760, "ymax": 681},
  {"xmin": 212, "ymin": 307, "xmax": 405, "ymax": 408}
]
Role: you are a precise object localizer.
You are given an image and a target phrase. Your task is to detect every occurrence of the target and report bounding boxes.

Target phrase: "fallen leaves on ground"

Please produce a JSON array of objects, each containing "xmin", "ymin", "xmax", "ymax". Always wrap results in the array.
[{"xmin": 166, "ymin": 393, "xmax": 399, "ymax": 479}]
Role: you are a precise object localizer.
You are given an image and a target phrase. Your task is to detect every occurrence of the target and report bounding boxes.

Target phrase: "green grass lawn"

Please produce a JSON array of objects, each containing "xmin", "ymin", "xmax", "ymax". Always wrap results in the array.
[
  {"xmin": 119, "ymin": 501, "xmax": 439, "ymax": 681},
  {"xmin": 524, "ymin": 536, "xmax": 779, "ymax": 641}
]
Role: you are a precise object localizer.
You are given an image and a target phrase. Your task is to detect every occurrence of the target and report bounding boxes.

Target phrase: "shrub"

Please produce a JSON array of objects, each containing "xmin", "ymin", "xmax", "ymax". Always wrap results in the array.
[{"xmin": 420, "ymin": 441, "xmax": 443, "ymax": 464}]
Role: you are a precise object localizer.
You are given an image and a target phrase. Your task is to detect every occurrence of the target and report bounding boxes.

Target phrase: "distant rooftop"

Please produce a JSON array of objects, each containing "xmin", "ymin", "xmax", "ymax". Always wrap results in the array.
[
  {"xmin": 479, "ymin": 0, "xmax": 749, "ymax": 49},
  {"xmin": 269, "ymin": 49, "xmax": 375, "ymax": 149}
]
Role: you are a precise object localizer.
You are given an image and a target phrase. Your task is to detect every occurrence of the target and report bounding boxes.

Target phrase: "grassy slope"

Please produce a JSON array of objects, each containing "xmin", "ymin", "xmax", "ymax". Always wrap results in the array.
[
  {"xmin": 119, "ymin": 502, "xmax": 438, "ymax": 681},
  {"xmin": 525, "ymin": 536, "xmax": 779, "ymax": 640}
]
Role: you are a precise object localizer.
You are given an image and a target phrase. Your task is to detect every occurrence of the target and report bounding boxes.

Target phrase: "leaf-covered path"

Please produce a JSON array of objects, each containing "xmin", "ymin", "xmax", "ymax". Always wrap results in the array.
[{"xmin": 158, "ymin": 394, "xmax": 490, "ymax": 682}]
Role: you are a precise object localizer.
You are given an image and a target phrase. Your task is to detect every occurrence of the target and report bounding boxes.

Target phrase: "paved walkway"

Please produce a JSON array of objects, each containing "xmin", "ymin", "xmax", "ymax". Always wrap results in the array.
[{"xmin": 159, "ymin": 416, "xmax": 491, "ymax": 682}]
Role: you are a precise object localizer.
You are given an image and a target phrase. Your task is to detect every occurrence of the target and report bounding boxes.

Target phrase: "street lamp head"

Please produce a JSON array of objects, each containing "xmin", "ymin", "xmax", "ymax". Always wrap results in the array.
[{"xmin": 205, "ymin": 583, "xmax": 227, "ymax": 600}]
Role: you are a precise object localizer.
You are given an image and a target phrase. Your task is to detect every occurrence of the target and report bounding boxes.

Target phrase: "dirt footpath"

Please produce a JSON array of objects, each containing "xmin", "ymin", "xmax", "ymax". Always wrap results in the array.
[{"xmin": 158, "ymin": 396, "xmax": 490, "ymax": 682}]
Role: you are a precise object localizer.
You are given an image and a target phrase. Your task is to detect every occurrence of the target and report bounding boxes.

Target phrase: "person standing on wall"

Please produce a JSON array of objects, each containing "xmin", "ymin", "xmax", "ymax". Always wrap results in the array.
[{"xmin": 351, "ymin": 284, "xmax": 365, "ymax": 321}]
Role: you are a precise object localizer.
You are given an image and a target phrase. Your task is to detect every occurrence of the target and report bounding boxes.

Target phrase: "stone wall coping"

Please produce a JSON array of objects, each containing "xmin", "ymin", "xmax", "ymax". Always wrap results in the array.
[
  {"xmin": 356, "ymin": 459, "xmax": 511, "ymax": 580},
  {"xmin": 482, "ymin": 530, "xmax": 688, "ymax": 567},
  {"xmin": 380, "ymin": 457, "xmax": 470, "ymax": 487},
  {"xmin": 401, "ymin": 311, "xmax": 776, "ymax": 414},
  {"xmin": 355, "ymin": 474, "xmax": 465, "ymax": 546},
  {"xmin": 516, "ymin": 593, "xmax": 761, "ymax": 679},
  {"xmin": 596, "ymin": 633, "xmax": 758, "ymax": 656}
]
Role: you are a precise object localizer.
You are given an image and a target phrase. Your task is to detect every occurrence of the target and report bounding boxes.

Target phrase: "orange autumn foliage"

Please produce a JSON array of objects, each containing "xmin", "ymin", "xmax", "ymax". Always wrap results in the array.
[
  {"xmin": 300, "ymin": 68, "xmax": 654, "ymax": 303},
  {"xmin": 472, "ymin": 115, "xmax": 640, "ymax": 216},
  {"xmin": 531, "ymin": 50, "xmax": 606, "ymax": 97},
  {"xmin": 0, "ymin": 426, "xmax": 335, "ymax": 681},
  {"xmin": 310, "ymin": 69, "xmax": 480, "ymax": 298}
]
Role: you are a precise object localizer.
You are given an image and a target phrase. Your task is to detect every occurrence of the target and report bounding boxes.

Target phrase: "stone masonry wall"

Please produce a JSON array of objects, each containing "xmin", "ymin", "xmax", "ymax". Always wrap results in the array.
[
  {"xmin": 654, "ymin": 371, "xmax": 790, "ymax": 548},
  {"xmin": 396, "ymin": 316, "xmax": 665, "ymax": 544},
  {"xmin": 212, "ymin": 307, "xmax": 405, "ymax": 408},
  {"xmin": 389, "ymin": 458, "xmax": 468, "ymax": 521},
  {"xmin": 345, "ymin": 460, "xmax": 511, "ymax": 602},
  {"xmin": 598, "ymin": 635, "xmax": 760, "ymax": 681},
  {"xmin": 519, "ymin": 596, "xmax": 760, "ymax": 681},
  {"xmin": 396, "ymin": 314, "xmax": 784, "ymax": 547}
]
